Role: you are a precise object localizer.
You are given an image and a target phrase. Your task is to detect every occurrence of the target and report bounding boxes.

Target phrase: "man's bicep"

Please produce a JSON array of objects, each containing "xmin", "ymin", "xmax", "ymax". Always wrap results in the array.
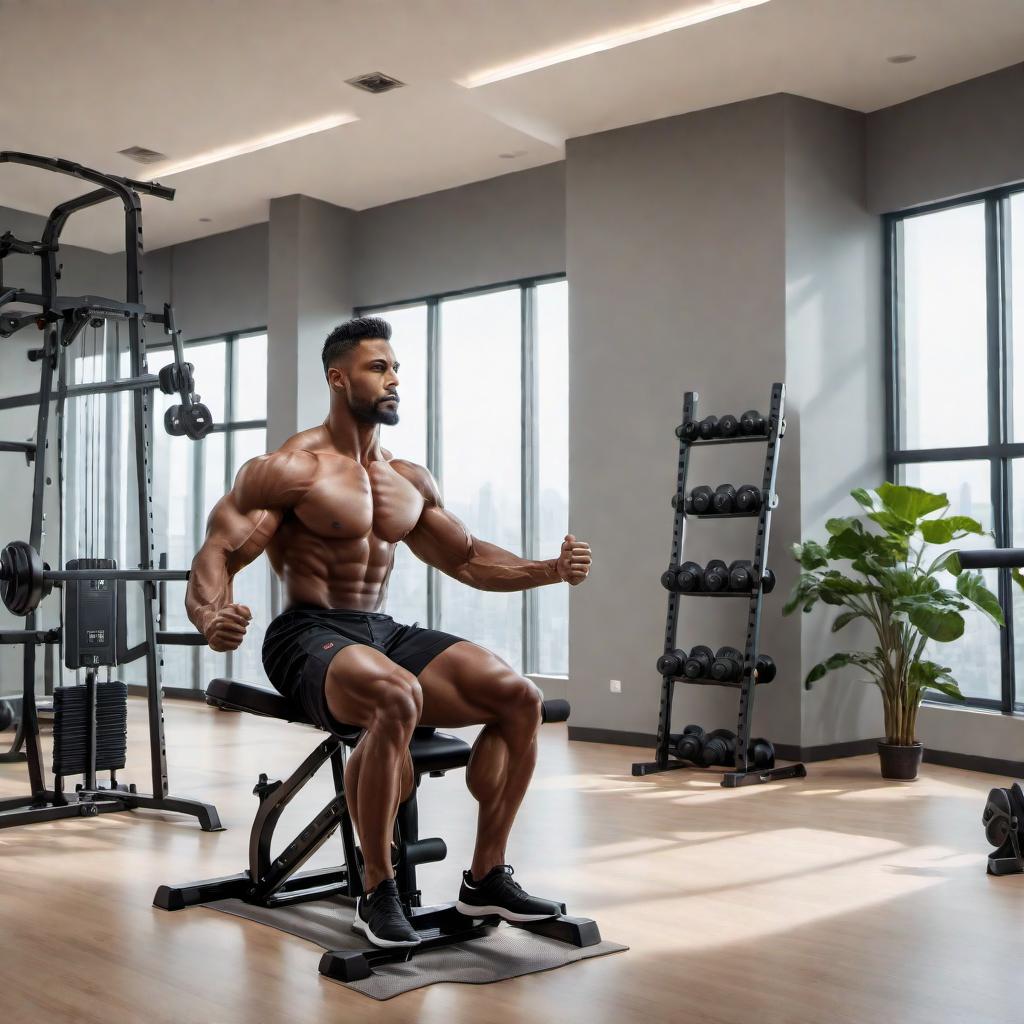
[
  {"xmin": 403, "ymin": 504, "xmax": 473, "ymax": 577},
  {"xmin": 201, "ymin": 492, "xmax": 281, "ymax": 571}
]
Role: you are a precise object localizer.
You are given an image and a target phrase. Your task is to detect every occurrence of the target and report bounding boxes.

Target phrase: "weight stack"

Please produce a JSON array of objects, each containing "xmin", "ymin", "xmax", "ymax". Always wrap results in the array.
[{"xmin": 52, "ymin": 681, "xmax": 128, "ymax": 777}]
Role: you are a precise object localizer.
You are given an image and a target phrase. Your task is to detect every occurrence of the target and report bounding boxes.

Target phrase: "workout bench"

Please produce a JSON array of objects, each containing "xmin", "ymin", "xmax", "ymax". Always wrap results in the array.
[{"xmin": 154, "ymin": 678, "xmax": 601, "ymax": 982}]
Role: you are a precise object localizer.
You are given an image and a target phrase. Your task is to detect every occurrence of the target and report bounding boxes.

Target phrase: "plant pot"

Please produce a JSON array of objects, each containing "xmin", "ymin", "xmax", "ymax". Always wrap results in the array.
[{"xmin": 878, "ymin": 741, "xmax": 924, "ymax": 781}]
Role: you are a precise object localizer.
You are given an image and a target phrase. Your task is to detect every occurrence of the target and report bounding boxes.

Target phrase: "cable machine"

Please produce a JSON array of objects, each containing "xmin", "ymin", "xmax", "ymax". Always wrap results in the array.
[{"xmin": 0, "ymin": 152, "xmax": 219, "ymax": 829}]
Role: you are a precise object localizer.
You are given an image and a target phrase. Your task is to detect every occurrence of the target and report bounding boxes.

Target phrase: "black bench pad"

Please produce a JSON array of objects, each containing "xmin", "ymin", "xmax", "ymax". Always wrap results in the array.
[{"xmin": 206, "ymin": 678, "xmax": 471, "ymax": 774}]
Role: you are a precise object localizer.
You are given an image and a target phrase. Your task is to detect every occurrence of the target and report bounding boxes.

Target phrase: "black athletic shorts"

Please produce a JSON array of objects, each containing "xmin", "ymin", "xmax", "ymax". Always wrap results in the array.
[{"xmin": 261, "ymin": 606, "xmax": 465, "ymax": 734}]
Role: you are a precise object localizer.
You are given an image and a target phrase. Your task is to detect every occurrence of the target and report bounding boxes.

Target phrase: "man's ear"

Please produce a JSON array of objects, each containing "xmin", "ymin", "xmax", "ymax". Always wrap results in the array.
[{"xmin": 327, "ymin": 365, "xmax": 346, "ymax": 392}]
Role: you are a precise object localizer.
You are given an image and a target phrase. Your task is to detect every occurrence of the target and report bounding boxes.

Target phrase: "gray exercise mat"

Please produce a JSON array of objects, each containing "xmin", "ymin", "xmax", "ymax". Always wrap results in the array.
[{"xmin": 209, "ymin": 896, "xmax": 627, "ymax": 1000}]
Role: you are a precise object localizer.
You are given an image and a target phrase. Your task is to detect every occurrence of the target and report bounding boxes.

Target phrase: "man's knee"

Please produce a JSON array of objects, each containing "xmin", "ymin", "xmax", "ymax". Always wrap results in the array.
[
  {"xmin": 371, "ymin": 669, "xmax": 423, "ymax": 730},
  {"xmin": 501, "ymin": 675, "xmax": 543, "ymax": 729}
]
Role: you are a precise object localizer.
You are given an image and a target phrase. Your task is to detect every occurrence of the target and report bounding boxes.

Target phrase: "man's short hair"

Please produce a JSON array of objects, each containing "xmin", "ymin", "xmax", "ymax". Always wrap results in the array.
[{"xmin": 322, "ymin": 317, "xmax": 392, "ymax": 376}]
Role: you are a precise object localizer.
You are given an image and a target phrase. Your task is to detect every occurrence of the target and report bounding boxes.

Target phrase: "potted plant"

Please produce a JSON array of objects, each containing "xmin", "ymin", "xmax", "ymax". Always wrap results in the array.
[{"xmin": 783, "ymin": 483, "xmax": 1004, "ymax": 780}]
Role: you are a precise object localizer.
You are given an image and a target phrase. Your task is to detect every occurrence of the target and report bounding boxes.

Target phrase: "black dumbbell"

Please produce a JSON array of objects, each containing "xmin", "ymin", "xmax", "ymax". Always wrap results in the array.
[
  {"xmin": 683, "ymin": 645, "xmax": 714, "ymax": 679},
  {"xmin": 703, "ymin": 559, "xmax": 729, "ymax": 592},
  {"xmin": 157, "ymin": 360, "xmax": 195, "ymax": 396},
  {"xmin": 674, "ymin": 561, "xmax": 703, "ymax": 592},
  {"xmin": 677, "ymin": 420, "xmax": 700, "ymax": 441},
  {"xmin": 687, "ymin": 486, "xmax": 714, "ymax": 514},
  {"xmin": 710, "ymin": 646, "xmax": 744, "ymax": 682},
  {"xmin": 701, "ymin": 729, "xmax": 737, "ymax": 767},
  {"xmin": 674, "ymin": 724, "xmax": 705, "ymax": 763},
  {"xmin": 755, "ymin": 655, "xmax": 776, "ymax": 684},
  {"xmin": 727, "ymin": 561, "xmax": 778, "ymax": 593},
  {"xmin": 698, "ymin": 416, "xmax": 719, "ymax": 440},
  {"xmin": 712, "ymin": 484, "xmax": 736, "ymax": 514},
  {"xmin": 747, "ymin": 737, "xmax": 775, "ymax": 768},
  {"xmin": 734, "ymin": 484, "xmax": 762, "ymax": 514},
  {"xmin": 657, "ymin": 649, "xmax": 687, "ymax": 677},
  {"xmin": 739, "ymin": 409, "xmax": 766, "ymax": 435},
  {"xmin": 718, "ymin": 414, "xmax": 740, "ymax": 437}
]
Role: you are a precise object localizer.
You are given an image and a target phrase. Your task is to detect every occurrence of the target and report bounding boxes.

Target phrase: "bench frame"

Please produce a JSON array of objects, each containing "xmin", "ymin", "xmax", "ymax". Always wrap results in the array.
[{"xmin": 153, "ymin": 680, "xmax": 600, "ymax": 982}]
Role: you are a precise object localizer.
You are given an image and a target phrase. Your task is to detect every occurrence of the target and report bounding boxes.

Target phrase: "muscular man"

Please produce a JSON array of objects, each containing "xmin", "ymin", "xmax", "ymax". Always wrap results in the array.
[{"xmin": 186, "ymin": 316, "xmax": 592, "ymax": 949}]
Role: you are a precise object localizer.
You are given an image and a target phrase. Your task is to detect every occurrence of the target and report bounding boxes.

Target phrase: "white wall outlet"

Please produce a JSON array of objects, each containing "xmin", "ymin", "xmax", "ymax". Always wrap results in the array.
[{"xmin": 610, "ymin": 679, "xmax": 622, "ymax": 693}]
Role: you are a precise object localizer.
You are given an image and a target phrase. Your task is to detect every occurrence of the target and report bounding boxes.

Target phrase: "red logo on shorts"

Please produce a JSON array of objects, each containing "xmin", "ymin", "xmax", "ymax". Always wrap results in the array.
[{"xmin": 322, "ymin": 642, "xmax": 335, "ymax": 651}]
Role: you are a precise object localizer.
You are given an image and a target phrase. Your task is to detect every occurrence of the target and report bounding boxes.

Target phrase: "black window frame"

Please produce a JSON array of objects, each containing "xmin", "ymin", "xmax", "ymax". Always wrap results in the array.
[
  {"xmin": 886, "ymin": 183, "xmax": 1024, "ymax": 713},
  {"xmin": 357, "ymin": 273, "xmax": 568, "ymax": 677}
]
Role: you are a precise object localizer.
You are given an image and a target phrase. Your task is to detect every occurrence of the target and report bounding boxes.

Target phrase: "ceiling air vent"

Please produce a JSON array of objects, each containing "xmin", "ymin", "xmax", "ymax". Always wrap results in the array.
[
  {"xmin": 118, "ymin": 145, "xmax": 167, "ymax": 165},
  {"xmin": 345, "ymin": 71, "xmax": 405, "ymax": 95}
]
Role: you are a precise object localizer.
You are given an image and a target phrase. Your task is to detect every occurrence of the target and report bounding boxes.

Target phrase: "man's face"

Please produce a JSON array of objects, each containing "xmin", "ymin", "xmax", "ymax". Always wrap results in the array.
[{"xmin": 331, "ymin": 337, "xmax": 401, "ymax": 426}]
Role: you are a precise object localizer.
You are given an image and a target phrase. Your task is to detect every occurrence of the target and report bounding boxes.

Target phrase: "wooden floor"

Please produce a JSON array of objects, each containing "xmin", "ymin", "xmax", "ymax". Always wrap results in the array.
[{"xmin": 1, "ymin": 697, "xmax": 1020, "ymax": 1024}]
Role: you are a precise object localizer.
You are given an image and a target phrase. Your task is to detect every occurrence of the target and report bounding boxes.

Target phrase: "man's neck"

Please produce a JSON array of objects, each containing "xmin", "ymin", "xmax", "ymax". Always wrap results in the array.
[{"xmin": 324, "ymin": 403, "xmax": 384, "ymax": 464}]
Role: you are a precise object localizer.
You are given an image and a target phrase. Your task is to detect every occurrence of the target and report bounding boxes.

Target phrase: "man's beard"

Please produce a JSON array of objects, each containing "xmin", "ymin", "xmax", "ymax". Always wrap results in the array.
[{"xmin": 351, "ymin": 395, "xmax": 399, "ymax": 427}]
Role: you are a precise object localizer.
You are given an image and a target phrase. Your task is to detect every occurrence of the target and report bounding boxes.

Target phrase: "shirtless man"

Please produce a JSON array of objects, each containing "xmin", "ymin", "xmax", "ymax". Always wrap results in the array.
[{"xmin": 185, "ymin": 316, "xmax": 592, "ymax": 949}]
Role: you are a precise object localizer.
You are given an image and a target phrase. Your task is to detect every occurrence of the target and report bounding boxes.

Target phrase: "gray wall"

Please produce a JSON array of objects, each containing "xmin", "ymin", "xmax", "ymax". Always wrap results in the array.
[
  {"xmin": 267, "ymin": 195, "xmax": 354, "ymax": 450},
  {"xmin": 566, "ymin": 96, "xmax": 802, "ymax": 744},
  {"xmin": 351, "ymin": 163, "xmax": 565, "ymax": 308},
  {"xmin": 867, "ymin": 61, "xmax": 1024, "ymax": 213},
  {"xmin": 147, "ymin": 222, "xmax": 268, "ymax": 342},
  {"xmin": 783, "ymin": 96, "xmax": 886, "ymax": 748}
]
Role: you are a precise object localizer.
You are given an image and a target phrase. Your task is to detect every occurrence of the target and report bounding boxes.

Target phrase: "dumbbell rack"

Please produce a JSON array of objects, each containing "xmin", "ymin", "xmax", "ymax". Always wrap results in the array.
[{"xmin": 631, "ymin": 382, "xmax": 807, "ymax": 787}]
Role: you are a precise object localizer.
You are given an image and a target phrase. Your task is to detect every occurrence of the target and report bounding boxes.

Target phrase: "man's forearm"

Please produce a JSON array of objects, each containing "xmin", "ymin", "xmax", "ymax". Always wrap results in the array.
[
  {"xmin": 457, "ymin": 538, "xmax": 561, "ymax": 591},
  {"xmin": 185, "ymin": 547, "xmax": 233, "ymax": 632}
]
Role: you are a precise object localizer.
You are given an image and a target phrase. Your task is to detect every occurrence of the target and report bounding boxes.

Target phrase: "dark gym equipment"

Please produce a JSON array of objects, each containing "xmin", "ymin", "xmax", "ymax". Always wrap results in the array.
[
  {"xmin": 683, "ymin": 645, "xmax": 714, "ymax": 679},
  {"xmin": 155, "ymin": 680, "xmax": 600, "ymax": 981},
  {"xmin": 687, "ymin": 485, "xmax": 714, "ymax": 514},
  {"xmin": 718, "ymin": 414, "xmax": 739, "ymax": 437},
  {"xmin": 712, "ymin": 484, "xmax": 737, "ymax": 514},
  {"xmin": 635, "ymin": 382, "xmax": 805, "ymax": 787},
  {"xmin": 747, "ymin": 737, "xmax": 775, "ymax": 769},
  {"xmin": 700, "ymin": 729, "xmax": 737, "ymax": 767},
  {"xmin": 656, "ymin": 649, "xmax": 687, "ymax": 677},
  {"xmin": 710, "ymin": 646, "xmax": 743, "ymax": 682},
  {"xmin": 0, "ymin": 699, "xmax": 14, "ymax": 732},
  {"xmin": 0, "ymin": 152, "xmax": 220, "ymax": 832},
  {"xmin": 983, "ymin": 783, "xmax": 1024, "ymax": 875},
  {"xmin": 729, "ymin": 560, "xmax": 753, "ymax": 590},
  {"xmin": 675, "ymin": 561, "xmax": 703, "ymax": 592},
  {"xmin": 739, "ymin": 409, "xmax": 766, "ymax": 435},
  {"xmin": 698, "ymin": 415, "xmax": 719, "ymax": 440},
  {"xmin": 673, "ymin": 725, "xmax": 705, "ymax": 763},
  {"xmin": 0, "ymin": 541, "xmax": 190, "ymax": 618},
  {"xmin": 734, "ymin": 484, "xmax": 762, "ymax": 514},
  {"xmin": 703, "ymin": 559, "xmax": 730, "ymax": 592}
]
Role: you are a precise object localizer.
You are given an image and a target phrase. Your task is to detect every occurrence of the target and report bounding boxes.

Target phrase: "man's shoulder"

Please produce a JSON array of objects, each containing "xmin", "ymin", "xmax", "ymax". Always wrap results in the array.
[{"xmin": 388, "ymin": 458, "xmax": 440, "ymax": 504}]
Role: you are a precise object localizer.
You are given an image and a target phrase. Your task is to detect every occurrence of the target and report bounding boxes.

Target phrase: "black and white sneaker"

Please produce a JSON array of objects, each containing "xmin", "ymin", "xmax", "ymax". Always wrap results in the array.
[
  {"xmin": 352, "ymin": 879, "xmax": 422, "ymax": 948},
  {"xmin": 456, "ymin": 864, "xmax": 561, "ymax": 922}
]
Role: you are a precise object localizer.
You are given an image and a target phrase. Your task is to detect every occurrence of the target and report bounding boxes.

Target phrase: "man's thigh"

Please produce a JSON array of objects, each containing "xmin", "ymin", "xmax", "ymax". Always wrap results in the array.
[
  {"xmin": 414, "ymin": 640, "xmax": 537, "ymax": 729},
  {"xmin": 324, "ymin": 643, "xmax": 420, "ymax": 729}
]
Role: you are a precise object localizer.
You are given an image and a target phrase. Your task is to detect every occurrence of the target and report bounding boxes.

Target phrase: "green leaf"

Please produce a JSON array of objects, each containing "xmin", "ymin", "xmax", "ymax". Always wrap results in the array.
[
  {"xmin": 919, "ymin": 516, "xmax": 985, "ymax": 544},
  {"xmin": 905, "ymin": 603, "xmax": 965, "ymax": 642},
  {"xmin": 831, "ymin": 610, "xmax": 863, "ymax": 632},
  {"xmin": 826, "ymin": 517, "xmax": 864, "ymax": 537},
  {"xmin": 866, "ymin": 509, "xmax": 917, "ymax": 536},
  {"xmin": 850, "ymin": 488, "xmax": 878, "ymax": 511},
  {"xmin": 955, "ymin": 571, "xmax": 1005, "ymax": 627},
  {"xmin": 877, "ymin": 482, "xmax": 949, "ymax": 523},
  {"xmin": 804, "ymin": 662, "xmax": 828, "ymax": 687},
  {"xmin": 792, "ymin": 541, "xmax": 828, "ymax": 571},
  {"xmin": 909, "ymin": 660, "xmax": 965, "ymax": 701}
]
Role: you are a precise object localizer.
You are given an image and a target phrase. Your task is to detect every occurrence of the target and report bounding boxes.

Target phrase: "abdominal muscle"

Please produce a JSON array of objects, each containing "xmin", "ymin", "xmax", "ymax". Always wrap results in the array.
[{"xmin": 267, "ymin": 522, "xmax": 397, "ymax": 613}]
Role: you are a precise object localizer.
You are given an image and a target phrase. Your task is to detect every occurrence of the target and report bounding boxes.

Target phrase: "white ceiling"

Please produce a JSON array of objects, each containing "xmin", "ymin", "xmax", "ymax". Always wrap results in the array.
[{"xmin": 1, "ymin": 0, "xmax": 1023, "ymax": 253}]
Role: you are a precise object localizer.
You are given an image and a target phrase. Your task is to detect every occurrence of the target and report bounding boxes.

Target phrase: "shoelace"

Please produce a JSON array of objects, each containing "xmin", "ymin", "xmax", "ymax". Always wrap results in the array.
[{"xmin": 488, "ymin": 865, "xmax": 529, "ymax": 900}]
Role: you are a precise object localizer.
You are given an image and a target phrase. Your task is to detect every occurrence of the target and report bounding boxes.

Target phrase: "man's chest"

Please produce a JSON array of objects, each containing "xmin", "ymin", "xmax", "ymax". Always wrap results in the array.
[{"xmin": 292, "ymin": 459, "xmax": 424, "ymax": 543}]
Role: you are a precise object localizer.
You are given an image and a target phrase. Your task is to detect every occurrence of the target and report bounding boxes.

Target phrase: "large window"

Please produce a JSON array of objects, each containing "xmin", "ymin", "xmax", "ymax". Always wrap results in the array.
[
  {"xmin": 887, "ymin": 187, "xmax": 1024, "ymax": 710},
  {"xmin": 149, "ymin": 330, "xmax": 270, "ymax": 690},
  {"xmin": 360, "ymin": 277, "xmax": 569, "ymax": 676}
]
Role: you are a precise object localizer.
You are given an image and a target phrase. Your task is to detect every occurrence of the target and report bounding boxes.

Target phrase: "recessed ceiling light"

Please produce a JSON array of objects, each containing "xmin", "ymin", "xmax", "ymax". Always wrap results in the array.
[
  {"xmin": 198, "ymin": 217, "xmax": 212, "ymax": 223},
  {"xmin": 459, "ymin": 0, "xmax": 772, "ymax": 88},
  {"xmin": 499, "ymin": 150, "xmax": 527, "ymax": 159},
  {"xmin": 887, "ymin": 54, "xmax": 917, "ymax": 64},
  {"xmin": 146, "ymin": 113, "xmax": 358, "ymax": 179}
]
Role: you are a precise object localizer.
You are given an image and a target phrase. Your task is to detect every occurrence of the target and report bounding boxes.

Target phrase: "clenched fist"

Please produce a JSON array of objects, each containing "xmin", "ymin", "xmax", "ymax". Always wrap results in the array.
[
  {"xmin": 204, "ymin": 603, "xmax": 252, "ymax": 652},
  {"xmin": 556, "ymin": 534, "xmax": 592, "ymax": 586}
]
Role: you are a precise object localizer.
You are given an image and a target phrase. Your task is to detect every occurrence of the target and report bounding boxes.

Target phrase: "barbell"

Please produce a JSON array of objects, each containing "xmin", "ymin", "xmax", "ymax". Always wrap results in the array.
[{"xmin": 0, "ymin": 540, "xmax": 190, "ymax": 616}]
